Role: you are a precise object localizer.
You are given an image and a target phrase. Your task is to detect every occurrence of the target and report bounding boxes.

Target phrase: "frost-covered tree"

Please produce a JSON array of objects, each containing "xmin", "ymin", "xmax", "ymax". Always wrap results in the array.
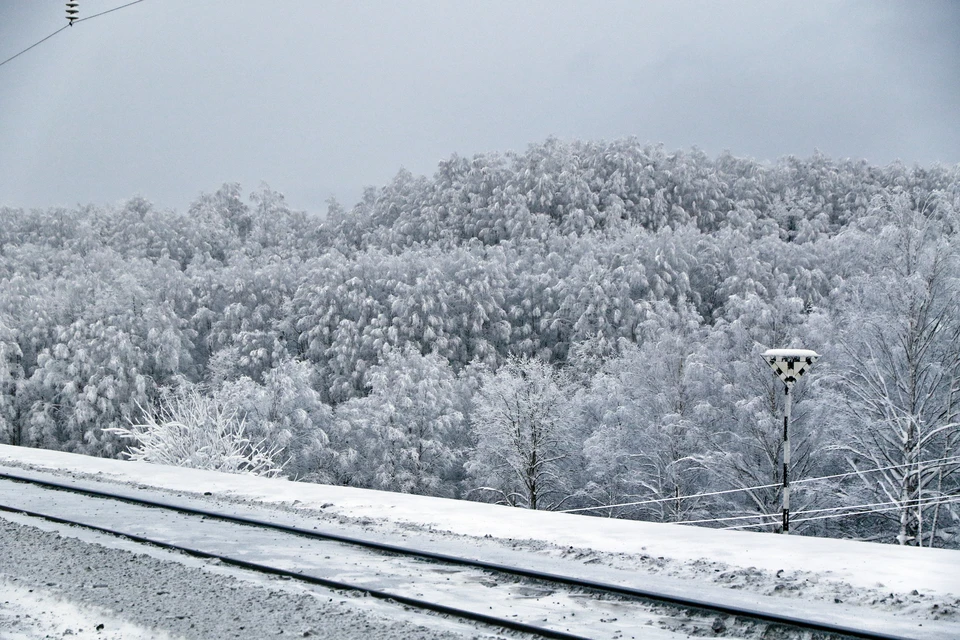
[
  {"xmin": 466, "ymin": 357, "xmax": 577, "ymax": 510},
  {"xmin": 573, "ymin": 300, "xmax": 711, "ymax": 521},
  {"xmin": 829, "ymin": 194, "xmax": 960, "ymax": 546},
  {"xmin": 0, "ymin": 316, "xmax": 24, "ymax": 446},
  {"xmin": 22, "ymin": 261, "xmax": 194, "ymax": 455},
  {"xmin": 333, "ymin": 347, "xmax": 467, "ymax": 495},
  {"xmin": 215, "ymin": 360, "xmax": 332, "ymax": 481},
  {"xmin": 2, "ymin": 142, "xmax": 959, "ymax": 546},
  {"xmin": 199, "ymin": 256, "xmax": 298, "ymax": 384},
  {"xmin": 695, "ymin": 288, "xmax": 832, "ymax": 533}
]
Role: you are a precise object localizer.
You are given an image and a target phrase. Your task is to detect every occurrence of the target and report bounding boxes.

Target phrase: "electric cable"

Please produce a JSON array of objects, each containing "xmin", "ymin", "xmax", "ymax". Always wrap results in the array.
[
  {"xmin": 0, "ymin": 0, "xmax": 149, "ymax": 70},
  {"xmin": 673, "ymin": 511, "xmax": 782, "ymax": 526},
  {"xmin": 720, "ymin": 494, "xmax": 960, "ymax": 530},
  {"xmin": 791, "ymin": 495, "xmax": 960, "ymax": 525},
  {"xmin": 721, "ymin": 520, "xmax": 781, "ymax": 531},
  {"xmin": 791, "ymin": 454, "xmax": 960, "ymax": 487},
  {"xmin": 0, "ymin": 25, "xmax": 70, "ymax": 69},
  {"xmin": 793, "ymin": 493, "xmax": 960, "ymax": 517},
  {"xmin": 560, "ymin": 454, "xmax": 960, "ymax": 515},
  {"xmin": 75, "ymin": 0, "xmax": 148, "ymax": 24},
  {"xmin": 559, "ymin": 482, "xmax": 783, "ymax": 514}
]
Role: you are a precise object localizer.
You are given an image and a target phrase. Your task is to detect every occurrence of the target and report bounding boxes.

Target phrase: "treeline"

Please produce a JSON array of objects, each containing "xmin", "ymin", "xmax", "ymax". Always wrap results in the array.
[{"xmin": 1, "ymin": 139, "xmax": 958, "ymax": 546}]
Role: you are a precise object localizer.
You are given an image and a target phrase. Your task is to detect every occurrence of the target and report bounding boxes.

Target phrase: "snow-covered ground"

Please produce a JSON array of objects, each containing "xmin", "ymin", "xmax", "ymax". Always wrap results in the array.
[
  {"xmin": 0, "ymin": 574, "xmax": 179, "ymax": 640},
  {"xmin": 1, "ymin": 444, "xmax": 958, "ymax": 639},
  {"xmin": 0, "ymin": 511, "xmax": 489, "ymax": 640}
]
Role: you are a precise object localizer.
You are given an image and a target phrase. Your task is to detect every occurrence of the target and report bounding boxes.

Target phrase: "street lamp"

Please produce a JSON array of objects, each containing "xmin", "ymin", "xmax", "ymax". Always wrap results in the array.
[{"xmin": 762, "ymin": 348, "xmax": 819, "ymax": 534}]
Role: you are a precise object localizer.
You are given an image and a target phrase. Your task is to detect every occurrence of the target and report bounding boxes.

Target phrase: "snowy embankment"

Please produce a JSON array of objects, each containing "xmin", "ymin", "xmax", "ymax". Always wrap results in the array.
[{"xmin": 1, "ymin": 443, "xmax": 958, "ymax": 639}]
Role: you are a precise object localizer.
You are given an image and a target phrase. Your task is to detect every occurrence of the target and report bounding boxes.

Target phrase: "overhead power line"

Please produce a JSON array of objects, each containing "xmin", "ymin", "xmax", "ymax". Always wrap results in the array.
[
  {"xmin": 674, "ymin": 511, "xmax": 781, "ymax": 526},
  {"xmin": 0, "ymin": 25, "xmax": 70, "ymax": 68},
  {"xmin": 791, "ymin": 454, "xmax": 960, "ymax": 487},
  {"xmin": 76, "ymin": 0, "xmax": 148, "ymax": 24},
  {"xmin": 0, "ymin": 0, "xmax": 149, "ymax": 70},
  {"xmin": 791, "ymin": 494, "xmax": 960, "ymax": 526},
  {"xmin": 793, "ymin": 494, "xmax": 955, "ymax": 518},
  {"xmin": 720, "ymin": 493, "xmax": 960, "ymax": 530},
  {"xmin": 559, "ymin": 482, "xmax": 783, "ymax": 514},
  {"xmin": 559, "ymin": 453, "xmax": 960, "ymax": 516}
]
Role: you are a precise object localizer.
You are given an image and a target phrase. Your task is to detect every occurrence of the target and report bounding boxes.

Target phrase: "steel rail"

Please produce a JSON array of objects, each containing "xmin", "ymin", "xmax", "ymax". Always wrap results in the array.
[
  {"xmin": 0, "ymin": 499, "xmax": 590, "ymax": 640},
  {"xmin": 0, "ymin": 470, "xmax": 915, "ymax": 640}
]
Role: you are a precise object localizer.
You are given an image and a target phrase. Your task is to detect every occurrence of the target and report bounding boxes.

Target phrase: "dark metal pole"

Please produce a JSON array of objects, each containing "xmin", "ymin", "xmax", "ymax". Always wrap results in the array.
[{"xmin": 782, "ymin": 383, "xmax": 791, "ymax": 534}]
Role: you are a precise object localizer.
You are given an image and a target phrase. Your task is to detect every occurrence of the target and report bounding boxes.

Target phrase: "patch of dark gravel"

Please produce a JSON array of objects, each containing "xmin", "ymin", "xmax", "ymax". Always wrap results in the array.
[{"xmin": 0, "ymin": 517, "xmax": 488, "ymax": 640}]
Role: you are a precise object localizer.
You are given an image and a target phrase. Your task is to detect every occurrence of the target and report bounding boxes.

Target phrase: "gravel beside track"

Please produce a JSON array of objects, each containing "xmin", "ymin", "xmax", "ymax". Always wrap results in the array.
[
  {"xmin": 0, "ymin": 516, "xmax": 494, "ymax": 640},
  {"xmin": 1, "ymin": 457, "xmax": 956, "ymax": 640}
]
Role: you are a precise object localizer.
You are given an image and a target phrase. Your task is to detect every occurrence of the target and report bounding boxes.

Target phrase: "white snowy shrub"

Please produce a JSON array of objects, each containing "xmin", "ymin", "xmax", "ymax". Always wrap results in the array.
[{"xmin": 108, "ymin": 388, "xmax": 286, "ymax": 477}]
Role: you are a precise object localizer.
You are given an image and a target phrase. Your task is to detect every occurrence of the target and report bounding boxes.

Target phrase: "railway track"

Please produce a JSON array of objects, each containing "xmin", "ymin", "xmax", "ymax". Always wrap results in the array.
[{"xmin": 0, "ymin": 470, "xmax": 924, "ymax": 640}]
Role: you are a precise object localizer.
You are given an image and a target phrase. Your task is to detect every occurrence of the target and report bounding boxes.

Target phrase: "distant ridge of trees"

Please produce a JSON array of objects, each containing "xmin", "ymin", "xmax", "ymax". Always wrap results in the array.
[{"xmin": 2, "ymin": 138, "xmax": 958, "ymax": 546}]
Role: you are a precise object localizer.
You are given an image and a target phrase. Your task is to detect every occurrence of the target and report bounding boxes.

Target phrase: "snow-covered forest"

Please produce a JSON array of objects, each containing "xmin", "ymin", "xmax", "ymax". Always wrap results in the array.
[{"xmin": 1, "ymin": 139, "xmax": 958, "ymax": 547}]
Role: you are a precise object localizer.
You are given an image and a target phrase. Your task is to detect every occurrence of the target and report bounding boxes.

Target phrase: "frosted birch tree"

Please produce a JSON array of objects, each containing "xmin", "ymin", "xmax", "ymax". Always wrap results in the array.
[
  {"xmin": 334, "ymin": 347, "xmax": 467, "ymax": 495},
  {"xmin": 215, "ymin": 360, "xmax": 332, "ymax": 481},
  {"xmin": 0, "ymin": 316, "xmax": 24, "ymax": 445},
  {"xmin": 572, "ymin": 300, "xmax": 710, "ymax": 521},
  {"xmin": 466, "ymin": 357, "xmax": 577, "ymax": 510},
  {"xmin": 831, "ymin": 194, "xmax": 960, "ymax": 546}
]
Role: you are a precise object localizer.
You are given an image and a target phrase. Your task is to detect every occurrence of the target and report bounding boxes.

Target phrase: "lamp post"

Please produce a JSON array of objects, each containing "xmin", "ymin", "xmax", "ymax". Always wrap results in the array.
[{"xmin": 762, "ymin": 348, "xmax": 819, "ymax": 534}]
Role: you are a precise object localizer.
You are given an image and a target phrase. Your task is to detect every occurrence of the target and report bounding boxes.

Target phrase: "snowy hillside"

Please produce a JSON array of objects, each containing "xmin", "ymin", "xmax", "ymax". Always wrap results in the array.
[
  {"xmin": 3, "ymin": 146, "xmax": 959, "ymax": 548},
  {"xmin": 0, "ymin": 444, "xmax": 957, "ymax": 639}
]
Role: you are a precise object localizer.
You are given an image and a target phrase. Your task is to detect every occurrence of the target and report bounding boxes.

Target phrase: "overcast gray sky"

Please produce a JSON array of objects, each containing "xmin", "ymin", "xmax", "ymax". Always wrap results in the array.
[{"xmin": 1, "ymin": 1, "xmax": 958, "ymax": 214}]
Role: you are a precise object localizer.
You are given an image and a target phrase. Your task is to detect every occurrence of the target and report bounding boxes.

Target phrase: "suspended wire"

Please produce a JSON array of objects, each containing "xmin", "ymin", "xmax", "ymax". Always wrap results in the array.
[
  {"xmin": 793, "ymin": 492, "xmax": 960, "ymax": 517},
  {"xmin": 791, "ymin": 454, "xmax": 960, "ymax": 487},
  {"xmin": 721, "ymin": 520, "xmax": 781, "ymax": 531},
  {"xmin": 720, "ymin": 494, "xmax": 960, "ymax": 530},
  {"xmin": 680, "ymin": 487, "xmax": 960, "ymax": 528},
  {"xmin": 75, "ymin": 0, "xmax": 148, "ymax": 24},
  {"xmin": 0, "ymin": 0, "xmax": 149, "ymax": 70},
  {"xmin": 0, "ymin": 25, "xmax": 70, "ymax": 69},
  {"xmin": 559, "ymin": 454, "xmax": 960, "ymax": 515},
  {"xmin": 559, "ymin": 482, "xmax": 783, "ymax": 514},
  {"xmin": 791, "ymin": 495, "xmax": 960, "ymax": 526},
  {"xmin": 673, "ymin": 511, "xmax": 781, "ymax": 526}
]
